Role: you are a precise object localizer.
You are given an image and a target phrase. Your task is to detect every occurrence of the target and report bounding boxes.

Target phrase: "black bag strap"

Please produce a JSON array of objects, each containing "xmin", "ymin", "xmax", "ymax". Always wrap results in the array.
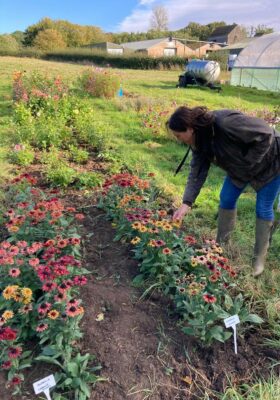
[{"xmin": 174, "ymin": 146, "xmax": 191, "ymax": 176}]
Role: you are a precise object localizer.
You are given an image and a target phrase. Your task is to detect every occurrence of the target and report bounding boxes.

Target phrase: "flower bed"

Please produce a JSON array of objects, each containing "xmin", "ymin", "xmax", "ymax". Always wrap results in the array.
[
  {"xmin": 99, "ymin": 172, "xmax": 263, "ymax": 345},
  {"xmin": 0, "ymin": 173, "xmax": 99, "ymax": 399}
]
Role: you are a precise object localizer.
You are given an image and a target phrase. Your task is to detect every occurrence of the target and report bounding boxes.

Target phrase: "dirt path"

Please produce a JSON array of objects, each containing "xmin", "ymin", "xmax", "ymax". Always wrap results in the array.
[
  {"xmin": 80, "ymin": 206, "xmax": 280, "ymax": 400},
  {"xmin": 0, "ymin": 203, "xmax": 279, "ymax": 400}
]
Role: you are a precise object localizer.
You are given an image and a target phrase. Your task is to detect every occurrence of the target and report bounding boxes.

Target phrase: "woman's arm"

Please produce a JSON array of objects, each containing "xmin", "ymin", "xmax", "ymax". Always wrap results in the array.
[{"xmin": 182, "ymin": 150, "xmax": 211, "ymax": 206}]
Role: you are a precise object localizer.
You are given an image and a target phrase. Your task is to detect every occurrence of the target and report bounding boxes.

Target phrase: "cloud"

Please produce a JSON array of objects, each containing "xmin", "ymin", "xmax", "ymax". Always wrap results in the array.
[
  {"xmin": 117, "ymin": 8, "xmax": 152, "ymax": 32},
  {"xmin": 139, "ymin": 0, "xmax": 156, "ymax": 5},
  {"xmin": 116, "ymin": 0, "xmax": 280, "ymax": 32}
]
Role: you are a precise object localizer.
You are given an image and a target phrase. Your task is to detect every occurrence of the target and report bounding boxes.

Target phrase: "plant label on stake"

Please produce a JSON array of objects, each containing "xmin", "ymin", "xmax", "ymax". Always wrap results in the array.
[
  {"xmin": 33, "ymin": 374, "xmax": 56, "ymax": 400},
  {"xmin": 224, "ymin": 315, "xmax": 240, "ymax": 354}
]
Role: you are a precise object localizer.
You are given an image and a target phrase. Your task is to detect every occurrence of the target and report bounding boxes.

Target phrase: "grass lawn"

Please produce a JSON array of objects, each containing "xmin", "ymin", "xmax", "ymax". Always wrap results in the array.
[{"xmin": 0, "ymin": 56, "xmax": 280, "ymax": 359}]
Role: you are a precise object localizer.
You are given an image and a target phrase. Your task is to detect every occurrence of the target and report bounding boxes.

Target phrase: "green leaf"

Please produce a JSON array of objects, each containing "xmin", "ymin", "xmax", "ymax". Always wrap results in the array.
[
  {"xmin": 63, "ymin": 378, "xmax": 73, "ymax": 386},
  {"xmin": 132, "ymin": 274, "xmax": 144, "ymax": 285},
  {"xmin": 36, "ymin": 355, "xmax": 63, "ymax": 368},
  {"xmin": 244, "ymin": 314, "xmax": 264, "ymax": 324},
  {"xmin": 80, "ymin": 381, "xmax": 91, "ymax": 397},
  {"xmin": 208, "ymin": 325, "xmax": 225, "ymax": 342},
  {"xmin": 224, "ymin": 294, "xmax": 234, "ymax": 310},
  {"xmin": 68, "ymin": 362, "xmax": 79, "ymax": 377}
]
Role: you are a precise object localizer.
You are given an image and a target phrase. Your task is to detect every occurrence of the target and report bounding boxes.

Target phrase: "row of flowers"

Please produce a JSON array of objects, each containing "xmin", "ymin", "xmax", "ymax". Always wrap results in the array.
[
  {"xmin": 0, "ymin": 173, "xmax": 96, "ymax": 399},
  {"xmin": 99, "ymin": 172, "xmax": 263, "ymax": 345}
]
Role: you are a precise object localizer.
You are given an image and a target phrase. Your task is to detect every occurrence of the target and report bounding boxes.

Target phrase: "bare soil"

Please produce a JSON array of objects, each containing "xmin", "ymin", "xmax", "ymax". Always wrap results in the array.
[{"xmin": 0, "ymin": 197, "xmax": 279, "ymax": 400}]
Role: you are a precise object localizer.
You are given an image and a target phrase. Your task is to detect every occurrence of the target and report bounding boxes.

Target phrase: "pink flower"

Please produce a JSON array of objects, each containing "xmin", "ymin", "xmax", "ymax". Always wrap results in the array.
[
  {"xmin": 37, "ymin": 302, "xmax": 51, "ymax": 314},
  {"xmin": 73, "ymin": 276, "xmax": 87, "ymax": 286},
  {"xmin": 8, "ymin": 347, "xmax": 22, "ymax": 359},
  {"xmin": 9, "ymin": 268, "xmax": 20, "ymax": 277},
  {"xmin": 42, "ymin": 281, "xmax": 57, "ymax": 292},
  {"xmin": 202, "ymin": 294, "xmax": 217, "ymax": 303},
  {"xmin": 75, "ymin": 213, "xmax": 85, "ymax": 220},
  {"xmin": 36, "ymin": 323, "xmax": 49, "ymax": 332},
  {"xmin": 29, "ymin": 258, "xmax": 40, "ymax": 267}
]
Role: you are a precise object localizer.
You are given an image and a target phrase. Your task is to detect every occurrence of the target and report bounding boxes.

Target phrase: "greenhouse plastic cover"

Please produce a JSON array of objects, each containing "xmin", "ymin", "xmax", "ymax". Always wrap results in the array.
[{"xmin": 234, "ymin": 32, "xmax": 280, "ymax": 68}]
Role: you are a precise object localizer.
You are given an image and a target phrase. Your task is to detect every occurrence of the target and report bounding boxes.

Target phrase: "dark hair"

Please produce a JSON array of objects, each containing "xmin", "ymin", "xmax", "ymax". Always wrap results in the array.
[
  {"xmin": 167, "ymin": 106, "xmax": 214, "ymax": 132},
  {"xmin": 167, "ymin": 106, "xmax": 214, "ymax": 152}
]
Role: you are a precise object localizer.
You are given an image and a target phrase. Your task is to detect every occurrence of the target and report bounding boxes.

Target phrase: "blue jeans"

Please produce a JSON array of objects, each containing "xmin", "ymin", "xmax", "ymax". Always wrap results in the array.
[{"xmin": 220, "ymin": 175, "xmax": 280, "ymax": 221}]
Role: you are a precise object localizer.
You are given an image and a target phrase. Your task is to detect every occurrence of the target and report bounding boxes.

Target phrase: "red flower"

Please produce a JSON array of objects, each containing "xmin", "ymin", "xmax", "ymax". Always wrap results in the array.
[
  {"xmin": 8, "ymin": 347, "xmax": 22, "ymax": 359},
  {"xmin": 162, "ymin": 247, "xmax": 172, "ymax": 255},
  {"xmin": 0, "ymin": 327, "xmax": 17, "ymax": 341},
  {"xmin": 202, "ymin": 294, "xmax": 217, "ymax": 303},
  {"xmin": 44, "ymin": 239, "xmax": 56, "ymax": 247},
  {"xmin": 57, "ymin": 239, "xmax": 68, "ymax": 249},
  {"xmin": 10, "ymin": 375, "xmax": 22, "ymax": 385},
  {"xmin": 75, "ymin": 213, "xmax": 85, "ymax": 220},
  {"xmin": 66, "ymin": 207, "xmax": 76, "ymax": 212},
  {"xmin": 69, "ymin": 237, "xmax": 80, "ymax": 245},
  {"xmin": 184, "ymin": 235, "xmax": 197, "ymax": 245},
  {"xmin": 2, "ymin": 360, "xmax": 12, "ymax": 369}
]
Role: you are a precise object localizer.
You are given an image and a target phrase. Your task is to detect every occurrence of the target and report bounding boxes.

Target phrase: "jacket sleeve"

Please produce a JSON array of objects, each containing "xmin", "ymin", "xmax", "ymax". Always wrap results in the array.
[
  {"xmin": 182, "ymin": 150, "xmax": 211, "ymax": 205},
  {"xmin": 222, "ymin": 112, "xmax": 274, "ymax": 178}
]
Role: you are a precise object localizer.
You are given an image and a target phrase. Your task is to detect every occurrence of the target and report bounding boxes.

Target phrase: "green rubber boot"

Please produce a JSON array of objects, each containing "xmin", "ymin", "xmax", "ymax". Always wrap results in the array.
[
  {"xmin": 216, "ymin": 208, "xmax": 237, "ymax": 244},
  {"xmin": 252, "ymin": 218, "xmax": 273, "ymax": 277}
]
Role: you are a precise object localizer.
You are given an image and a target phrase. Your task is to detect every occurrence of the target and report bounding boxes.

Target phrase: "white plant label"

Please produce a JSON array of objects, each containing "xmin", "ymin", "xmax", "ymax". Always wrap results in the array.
[
  {"xmin": 33, "ymin": 374, "xmax": 56, "ymax": 400},
  {"xmin": 224, "ymin": 314, "xmax": 240, "ymax": 354}
]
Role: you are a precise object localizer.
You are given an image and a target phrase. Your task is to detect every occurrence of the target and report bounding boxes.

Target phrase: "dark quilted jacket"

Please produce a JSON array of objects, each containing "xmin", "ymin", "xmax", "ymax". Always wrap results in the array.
[{"xmin": 183, "ymin": 109, "xmax": 280, "ymax": 205}]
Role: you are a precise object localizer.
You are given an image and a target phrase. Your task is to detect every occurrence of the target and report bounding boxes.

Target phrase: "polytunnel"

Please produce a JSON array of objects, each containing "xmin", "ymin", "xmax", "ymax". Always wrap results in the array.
[{"xmin": 230, "ymin": 32, "xmax": 280, "ymax": 92}]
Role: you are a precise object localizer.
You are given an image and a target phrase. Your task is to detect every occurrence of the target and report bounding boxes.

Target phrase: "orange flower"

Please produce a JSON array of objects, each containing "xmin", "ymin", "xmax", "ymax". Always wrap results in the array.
[
  {"xmin": 8, "ymin": 226, "xmax": 19, "ymax": 233},
  {"xmin": 48, "ymin": 310, "xmax": 60, "ymax": 320},
  {"xmin": 162, "ymin": 247, "xmax": 172, "ymax": 255}
]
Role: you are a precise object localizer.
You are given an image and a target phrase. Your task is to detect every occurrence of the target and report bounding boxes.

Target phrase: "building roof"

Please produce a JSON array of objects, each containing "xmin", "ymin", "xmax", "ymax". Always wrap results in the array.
[
  {"xmin": 121, "ymin": 37, "xmax": 172, "ymax": 50},
  {"xmin": 218, "ymin": 37, "xmax": 256, "ymax": 51},
  {"xmin": 208, "ymin": 24, "xmax": 237, "ymax": 38},
  {"xmin": 91, "ymin": 42, "xmax": 123, "ymax": 49}
]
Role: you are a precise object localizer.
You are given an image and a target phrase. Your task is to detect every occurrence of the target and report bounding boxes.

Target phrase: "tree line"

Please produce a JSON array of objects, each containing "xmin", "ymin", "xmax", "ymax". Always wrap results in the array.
[{"xmin": 0, "ymin": 13, "xmax": 274, "ymax": 52}]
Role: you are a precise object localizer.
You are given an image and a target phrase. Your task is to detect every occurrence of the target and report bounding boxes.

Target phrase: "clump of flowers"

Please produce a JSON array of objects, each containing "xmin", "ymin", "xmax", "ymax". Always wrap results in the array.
[
  {"xmin": 12, "ymin": 71, "xmax": 68, "ymax": 109},
  {"xmin": 142, "ymin": 102, "xmax": 177, "ymax": 136},
  {"xmin": 0, "ymin": 173, "xmax": 91, "ymax": 395},
  {"xmin": 99, "ymin": 172, "xmax": 263, "ymax": 345},
  {"xmin": 78, "ymin": 68, "xmax": 121, "ymax": 99}
]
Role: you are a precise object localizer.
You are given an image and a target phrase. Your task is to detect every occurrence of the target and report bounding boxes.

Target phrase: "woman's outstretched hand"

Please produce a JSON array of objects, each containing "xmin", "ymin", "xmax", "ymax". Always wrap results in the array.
[{"xmin": 173, "ymin": 204, "xmax": 192, "ymax": 221}]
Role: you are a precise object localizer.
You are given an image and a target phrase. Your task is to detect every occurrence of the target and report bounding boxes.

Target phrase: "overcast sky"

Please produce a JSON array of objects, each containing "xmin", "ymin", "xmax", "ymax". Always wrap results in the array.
[{"xmin": 1, "ymin": 0, "xmax": 279, "ymax": 34}]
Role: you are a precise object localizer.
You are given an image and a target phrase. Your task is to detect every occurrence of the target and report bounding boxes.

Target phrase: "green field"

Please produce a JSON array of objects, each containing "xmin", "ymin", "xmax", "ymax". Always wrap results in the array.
[{"xmin": 0, "ymin": 55, "xmax": 280, "ymax": 370}]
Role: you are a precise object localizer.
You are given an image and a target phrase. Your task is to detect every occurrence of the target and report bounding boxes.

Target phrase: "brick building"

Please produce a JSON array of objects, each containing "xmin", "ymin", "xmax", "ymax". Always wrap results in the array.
[
  {"xmin": 208, "ymin": 24, "xmax": 247, "ymax": 45},
  {"xmin": 121, "ymin": 37, "xmax": 193, "ymax": 57}
]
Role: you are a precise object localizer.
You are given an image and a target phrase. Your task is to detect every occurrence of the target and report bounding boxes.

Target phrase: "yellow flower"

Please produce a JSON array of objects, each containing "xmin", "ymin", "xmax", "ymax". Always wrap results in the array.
[
  {"xmin": 132, "ymin": 222, "xmax": 141, "ymax": 229},
  {"xmin": 21, "ymin": 288, "xmax": 32, "ymax": 298},
  {"xmin": 22, "ymin": 297, "xmax": 32, "ymax": 304},
  {"xmin": 8, "ymin": 226, "xmax": 19, "ymax": 233},
  {"xmin": 131, "ymin": 237, "xmax": 141, "ymax": 245},
  {"xmin": 2, "ymin": 310, "xmax": 14, "ymax": 320},
  {"xmin": 191, "ymin": 257, "xmax": 198, "ymax": 267},
  {"xmin": 172, "ymin": 219, "xmax": 182, "ymax": 228},
  {"xmin": 13, "ymin": 293, "xmax": 22, "ymax": 302},
  {"xmin": 162, "ymin": 224, "xmax": 173, "ymax": 232},
  {"xmin": 48, "ymin": 310, "xmax": 60, "ymax": 320},
  {"xmin": 3, "ymin": 285, "xmax": 19, "ymax": 300},
  {"xmin": 148, "ymin": 239, "xmax": 157, "ymax": 247},
  {"xmin": 139, "ymin": 226, "xmax": 147, "ymax": 233},
  {"xmin": 155, "ymin": 221, "xmax": 163, "ymax": 227}
]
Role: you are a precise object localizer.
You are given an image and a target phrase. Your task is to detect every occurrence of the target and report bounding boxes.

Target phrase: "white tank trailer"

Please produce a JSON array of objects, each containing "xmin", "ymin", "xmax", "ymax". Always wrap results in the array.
[{"xmin": 177, "ymin": 60, "xmax": 221, "ymax": 91}]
